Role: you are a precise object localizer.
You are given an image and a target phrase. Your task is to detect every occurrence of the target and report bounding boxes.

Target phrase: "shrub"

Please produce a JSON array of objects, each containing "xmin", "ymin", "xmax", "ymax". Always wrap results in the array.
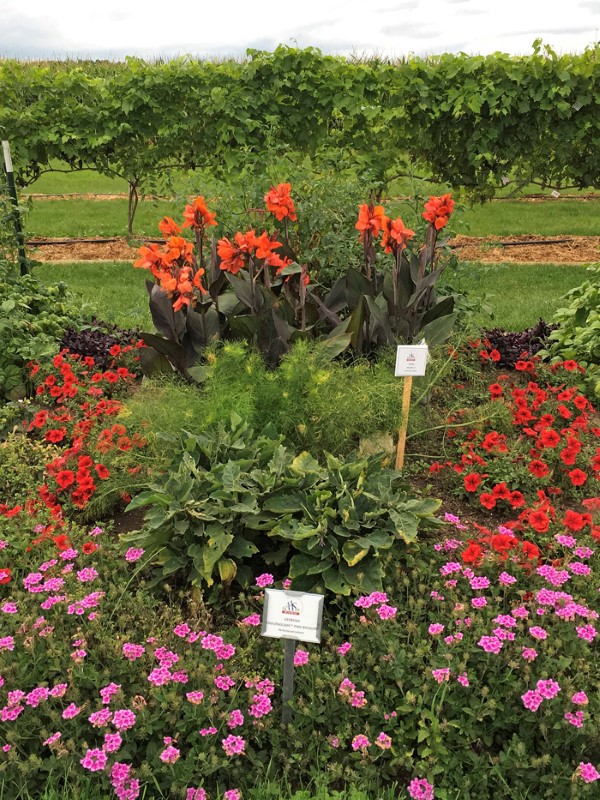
[{"xmin": 541, "ymin": 264, "xmax": 600, "ymax": 399}]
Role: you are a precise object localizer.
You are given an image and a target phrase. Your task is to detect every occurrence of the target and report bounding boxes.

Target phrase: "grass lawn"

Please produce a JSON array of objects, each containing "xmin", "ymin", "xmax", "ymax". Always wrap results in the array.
[
  {"xmin": 25, "ymin": 198, "xmax": 182, "ymax": 238},
  {"xmin": 34, "ymin": 260, "xmax": 589, "ymax": 334},
  {"xmin": 35, "ymin": 261, "xmax": 151, "ymax": 329},
  {"xmin": 24, "ymin": 195, "xmax": 600, "ymax": 240},
  {"xmin": 451, "ymin": 261, "xmax": 589, "ymax": 330},
  {"xmin": 459, "ymin": 199, "xmax": 600, "ymax": 237}
]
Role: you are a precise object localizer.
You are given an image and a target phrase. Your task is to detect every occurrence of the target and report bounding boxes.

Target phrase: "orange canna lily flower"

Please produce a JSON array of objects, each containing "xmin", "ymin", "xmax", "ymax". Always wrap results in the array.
[
  {"xmin": 253, "ymin": 231, "xmax": 284, "ymax": 268},
  {"xmin": 182, "ymin": 196, "xmax": 217, "ymax": 230},
  {"xmin": 193, "ymin": 268, "xmax": 208, "ymax": 294},
  {"xmin": 134, "ymin": 243, "xmax": 162, "ymax": 271},
  {"xmin": 264, "ymin": 183, "xmax": 297, "ymax": 221},
  {"xmin": 355, "ymin": 204, "xmax": 387, "ymax": 241},
  {"xmin": 158, "ymin": 216, "xmax": 182, "ymax": 237},
  {"xmin": 422, "ymin": 194, "xmax": 455, "ymax": 230},
  {"xmin": 217, "ymin": 230, "xmax": 257, "ymax": 274},
  {"xmin": 381, "ymin": 217, "xmax": 415, "ymax": 254}
]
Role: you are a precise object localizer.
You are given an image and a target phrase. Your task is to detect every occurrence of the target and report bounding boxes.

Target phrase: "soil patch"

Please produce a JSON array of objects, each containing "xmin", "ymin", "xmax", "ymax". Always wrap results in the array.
[
  {"xmin": 29, "ymin": 234, "xmax": 600, "ymax": 264},
  {"xmin": 451, "ymin": 234, "xmax": 600, "ymax": 264}
]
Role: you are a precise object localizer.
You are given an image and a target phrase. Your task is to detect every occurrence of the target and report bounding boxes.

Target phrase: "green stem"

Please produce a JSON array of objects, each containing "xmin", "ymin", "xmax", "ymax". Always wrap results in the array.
[{"xmin": 406, "ymin": 415, "xmax": 496, "ymax": 441}]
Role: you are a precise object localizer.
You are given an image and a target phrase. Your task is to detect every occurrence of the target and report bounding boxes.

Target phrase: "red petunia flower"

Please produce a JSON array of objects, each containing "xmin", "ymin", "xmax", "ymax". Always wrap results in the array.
[
  {"xmin": 461, "ymin": 542, "xmax": 483, "ymax": 565},
  {"xmin": 528, "ymin": 510, "xmax": 550, "ymax": 533},
  {"xmin": 463, "ymin": 473, "xmax": 482, "ymax": 492},
  {"xmin": 568, "ymin": 469, "xmax": 587, "ymax": 487},
  {"xmin": 480, "ymin": 493, "xmax": 496, "ymax": 510},
  {"xmin": 529, "ymin": 460, "xmax": 549, "ymax": 478}
]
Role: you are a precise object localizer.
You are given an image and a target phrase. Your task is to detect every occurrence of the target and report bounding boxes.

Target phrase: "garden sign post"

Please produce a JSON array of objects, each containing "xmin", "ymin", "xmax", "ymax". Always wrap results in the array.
[
  {"xmin": 261, "ymin": 589, "xmax": 324, "ymax": 724},
  {"xmin": 394, "ymin": 342, "xmax": 429, "ymax": 470}
]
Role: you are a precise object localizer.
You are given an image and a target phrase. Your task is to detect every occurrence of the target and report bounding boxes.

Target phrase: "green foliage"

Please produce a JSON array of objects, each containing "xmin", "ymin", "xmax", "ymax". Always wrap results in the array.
[
  {"xmin": 123, "ymin": 414, "xmax": 441, "ymax": 596},
  {"xmin": 2, "ymin": 45, "xmax": 600, "ymax": 232},
  {"xmin": 0, "ymin": 267, "xmax": 82, "ymax": 400},
  {"xmin": 542, "ymin": 264, "xmax": 600, "ymax": 398},
  {"xmin": 0, "ymin": 431, "xmax": 59, "ymax": 506}
]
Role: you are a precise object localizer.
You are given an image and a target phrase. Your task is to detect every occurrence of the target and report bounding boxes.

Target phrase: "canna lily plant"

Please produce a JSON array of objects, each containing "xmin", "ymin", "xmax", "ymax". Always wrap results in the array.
[
  {"xmin": 133, "ymin": 185, "xmax": 458, "ymax": 380},
  {"xmin": 323, "ymin": 194, "xmax": 458, "ymax": 354}
]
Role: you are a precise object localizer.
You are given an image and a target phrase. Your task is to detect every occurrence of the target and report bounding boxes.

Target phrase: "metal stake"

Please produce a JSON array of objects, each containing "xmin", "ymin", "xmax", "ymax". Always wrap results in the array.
[{"xmin": 2, "ymin": 141, "xmax": 28, "ymax": 275}]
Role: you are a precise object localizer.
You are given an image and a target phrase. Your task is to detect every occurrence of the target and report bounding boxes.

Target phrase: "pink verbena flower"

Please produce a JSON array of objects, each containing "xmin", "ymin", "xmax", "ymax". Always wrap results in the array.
[
  {"xmin": 215, "ymin": 675, "xmax": 235, "ymax": 691},
  {"xmin": 186, "ymin": 789, "xmax": 207, "ymax": 800},
  {"xmin": 43, "ymin": 732, "xmax": 61, "ymax": 746},
  {"xmin": 407, "ymin": 777, "xmax": 434, "ymax": 799},
  {"xmin": 428, "ymin": 624, "xmax": 444, "ymax": 635},
  {"xmin": 376, "ymin": 604, "xmax": 397, "ymax": 620},
  {"xmin": 186, "ymin": 691, "xmax": 205, "ymax": 704},
  {"xmin": 565, "ymin": 711, "xmax": 585, "ymax": 728},
  {"xmin": 521, "ymin": 690, "xmax": 544, "ymax": 712},
  {"xmin": 337, "ymin": 642, "xmax": 352, "ymax": 655},
  {"xmin": 528, "ymin": 626, "xmax": 547, "ymax": 640},
  {"xmin": 255, "ymin": 573, "xmax": 274, "ymax": 588},
  {"xmin": 160, "ymin": 744, "xmax": 180, "ymax": 764},
  {"xmin": 62, "ymin": 703, "xmax": 80, "ymax": 719},
  {"xmin": 536, "ymin": 679, "xmax": 560, "ymax": 699},
  {"xmin": 222, "ymin": 735, "xmax": 245, "ymax": 756},
  {"xmin": 572, "ymin": 691, "xmax": 588, "ymax": 705},
  {"xmin": 89, "ymin": 708, "xmax": 112, "ymax": 727},
  {"xmin": 351, "ymin": 734, "xmax": 370, "ymax": 751},
  {"xmin": 578, "ymin": 762, "xmax": 600, "ymax": 783},
  {"xmin": 431, "ymin": 668, "xmax": 450, "ymax": 683},
  {"xmin": 125, "ymin": 548, "xmax": 144, "ymax": 563},
  {"xmin": 375, "ymin": 732, "xmax": 392, "ymax": 749},
  {"xmin": 477, "ymin": 636, "xmax": 503, "ymax": 654},
  {"xmin": 241, "ymin": 613, "xmax": 261, "ymax": 626},
  {"xmin": 294, "ymin": 649, "xmax": 309, "ymax": 666},
  {"xmin": 112, "ymin": 709, "xmax": 136, "ymax": 731},
  {"xmin": 122, "ymin": 643, "xmax": 145, "ymax": 661},
  {"xmin": 224, "ymin": 791, "xmax": 241, "ymax": 800},
  {"xmin": 80, "ymin": 748, "xmax": 107, "ymax": 772},
  {"xmin": 521, "ymin": 647, "xmax": 538, "ymax": 661},
  {"xmin": 227, "ymin": 709, "xmax": 244, "ymax": 728},
  {"xmin": 576, "ymin": 624, "xmax": 597, "ymax": 641}
]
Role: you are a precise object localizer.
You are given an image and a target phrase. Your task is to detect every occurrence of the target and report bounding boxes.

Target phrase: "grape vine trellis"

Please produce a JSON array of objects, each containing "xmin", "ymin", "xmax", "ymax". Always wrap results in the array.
[{"xmin": 0, "ymin": 42, "xmax": 598, "ymax": 233}]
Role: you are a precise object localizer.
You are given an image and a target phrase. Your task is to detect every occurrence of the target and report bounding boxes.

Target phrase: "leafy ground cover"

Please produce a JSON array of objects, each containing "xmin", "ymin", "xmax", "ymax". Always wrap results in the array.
[{"xmin": 1, "ymin": 182, "xmax": 599, "ymax": 799}]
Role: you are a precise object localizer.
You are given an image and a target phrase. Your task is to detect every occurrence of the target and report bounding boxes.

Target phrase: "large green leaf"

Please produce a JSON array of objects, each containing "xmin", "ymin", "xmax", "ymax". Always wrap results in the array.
[
  {"xmin": 420, "ymin": 311, "xmax": 458, "ymax": 347},
  {"xmin": 322, "ymin": 567, "xmax": 351, "ymax": 595},
  {"xmin": 290, "ymin": 451, "xmax": 322, "ymax": 475},
  {"xmin": 342, "ymin": 540, "xmax": 370, "ymax": 567},
  {"xmin": 389, "ymin": 508, "xmax": 420, "ymax": 543}
]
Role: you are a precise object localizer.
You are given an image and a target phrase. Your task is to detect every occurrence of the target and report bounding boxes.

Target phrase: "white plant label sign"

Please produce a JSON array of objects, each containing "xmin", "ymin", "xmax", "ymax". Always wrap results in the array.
[
  {"xmin": 261, "ymin": 589, "xmax": 324, "ymax": 643},
  {"xmin": 395, "ymin": 343, "xmax": 429, "ymax": 377}
]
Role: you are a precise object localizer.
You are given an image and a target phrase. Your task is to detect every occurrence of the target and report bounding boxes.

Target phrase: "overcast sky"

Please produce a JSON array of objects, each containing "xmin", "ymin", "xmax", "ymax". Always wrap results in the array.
[{"xmin": 2, "ymin": 0, "xmax": 599, "ymax": 60}]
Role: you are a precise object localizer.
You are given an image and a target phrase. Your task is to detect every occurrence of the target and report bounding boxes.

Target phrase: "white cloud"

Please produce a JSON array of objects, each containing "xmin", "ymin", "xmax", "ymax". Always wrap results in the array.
[{"xmin": 0, "ymin": 0, "xmax": 597, "ymax": 59}]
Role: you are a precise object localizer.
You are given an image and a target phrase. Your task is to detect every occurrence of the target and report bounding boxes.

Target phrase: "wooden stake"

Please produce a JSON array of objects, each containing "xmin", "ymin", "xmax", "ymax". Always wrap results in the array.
[
  {"xmin": 395, "ymin": 375, "xmax": 413, "ymax": 470},
  {"xmin": 281, "ymin": 638, "xmax": 296, "ymax": 724}
]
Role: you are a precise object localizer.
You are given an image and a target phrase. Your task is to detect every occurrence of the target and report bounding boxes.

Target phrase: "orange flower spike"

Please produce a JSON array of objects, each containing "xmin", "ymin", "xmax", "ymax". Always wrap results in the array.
[
  {"xmin": 158, "ymin": 216, "xmax": 182, "ymax": 237},
  {"xmin": 192, "ymin": 268, "xmax": 208, "ymax": 294},
  {"xmin": 422, "ymin": 194, "xmax": 455, "ymax": 230},
  {"xmin": 355, "ymin": 204, "xmax": 387, "ymax": 241},
  {"xmin": 264, "ymin": 183, "xmax": 297, "ymax": 221},
  {"xmin": 134, "ymin": 244, "xmax": 162, "ymax": 271},
  {"xmin": 182, "ymin": 196, "xmax": 217, "ymax": 230},
  {"xmin": 254, "ymin": 231, "xmax": 283, "ymax": 260},
  {"xmin": 382, "ymin": 217, "xmax": 415, "ymax": 254}
]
